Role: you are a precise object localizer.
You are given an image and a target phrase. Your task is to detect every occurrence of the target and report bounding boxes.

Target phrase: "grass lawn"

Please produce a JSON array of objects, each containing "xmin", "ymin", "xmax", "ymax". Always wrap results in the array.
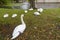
[
  {"xmin": 0, "ymin": 3, "xmax": 22, "ymax": 9},
  {"xmin": 0, "ymin": 8, "xmax": 60, "ymax": 40}
]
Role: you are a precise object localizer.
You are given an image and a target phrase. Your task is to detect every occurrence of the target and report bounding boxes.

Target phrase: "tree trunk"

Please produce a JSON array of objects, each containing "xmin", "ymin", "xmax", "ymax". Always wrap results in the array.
[
  {"xmin": 29, "ymin": 0, "xmax": 36, "ymax": 9},
  {"xmin": 15, "ymin": 0, "xmax": 19, "ymax": 3}
]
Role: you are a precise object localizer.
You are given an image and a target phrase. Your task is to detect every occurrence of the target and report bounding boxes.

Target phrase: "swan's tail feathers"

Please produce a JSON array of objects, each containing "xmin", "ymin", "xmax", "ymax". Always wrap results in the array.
[
  {"xmin": 11, "ymin": 32, "xmax": 20, "ymax": 40},
  {"xmin": 11, "ymin": 36, "xmax": 15, "ymax": 40},
  {"xmin": 11, "ymin": 35, "xmax": 19, "ymax": 40}
]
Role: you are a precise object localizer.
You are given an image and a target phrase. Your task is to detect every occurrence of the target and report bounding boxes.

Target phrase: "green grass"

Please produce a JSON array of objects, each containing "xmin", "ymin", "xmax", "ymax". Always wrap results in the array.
[
  {"xmin": 0, "ymin": 8, "xmax": 60, "ymax": 40},
  {"xmin": 0, "ymin": 3, "xmax": 22, "ymax": 9}
]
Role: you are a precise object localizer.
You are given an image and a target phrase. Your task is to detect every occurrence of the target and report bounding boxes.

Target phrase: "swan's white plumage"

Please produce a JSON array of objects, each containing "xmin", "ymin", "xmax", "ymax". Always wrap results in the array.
[
  {"xmin": 37, "ymin": 8, "xmax": 43, "ymax": 12},
  {"xmin": 12, "ymin": 24, "xmax": 26, "ymax": 36},
  {"xmin": 11, "ymin": 32, "xmax": 20, "ymax": 39},
  {"xmin": 24, "ymin": 10, "xmax": 28, "ymax": 13},
  {"xmin": 29, "ymin": 8, "xmax": 33, "ymax": 10},
  {"xmin": 34, "ymin": 12, "xmax": 40, "ymax": 16},
  {"xmin": 37, "ymin": 9, "xmax": 40, "ymax": 11},
  {"xmin": 11, "ymin": 14, "xmax": 26, "ymax": 40},
  {"xmin": 12, "ymin": 14, "xmax": 17, "ymax": 18},
  {"xmin": 3, "ymin": 14, "xmax": 8, "ymax": 18}
]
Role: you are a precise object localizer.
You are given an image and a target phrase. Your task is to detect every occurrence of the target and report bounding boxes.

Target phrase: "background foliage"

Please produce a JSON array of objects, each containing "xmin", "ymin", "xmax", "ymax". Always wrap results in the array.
[{"xmin": 0, "ymin": 0, "xmax": 12, "ymax": 5}]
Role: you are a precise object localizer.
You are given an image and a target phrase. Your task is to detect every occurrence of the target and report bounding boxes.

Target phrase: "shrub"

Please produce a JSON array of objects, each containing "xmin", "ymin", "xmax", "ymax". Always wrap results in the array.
[{"xmin": 0, "ymin": 0, "xmax": 11, "ymax": 5}]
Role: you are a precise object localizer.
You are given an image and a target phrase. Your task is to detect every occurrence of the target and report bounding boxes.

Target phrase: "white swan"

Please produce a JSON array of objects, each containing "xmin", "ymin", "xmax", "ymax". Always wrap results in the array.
[
  {"xmin": 12, "ymin": 14, "xmax": 17, "ymax": 18},
  {"xmin": 3, "ymin": 14, "xmax": 9, "ymax": 18},
  {"xmin": 24, "ymin": 10, "xmax": 28, "ymax": 13},
  {"xmin": 37, "ymin": 8, "xmax": 43, "ymax": 12},
  {"xmin": 11, "ymin": 14, "xmax": 26, "ymax": 40},
  {"xmin": 34, "ymin": 12, "xmax": 40, "ymax": 16},
  {"xmin": 29, "ymin": 8, "xmax": 33, "ymax": 10}
]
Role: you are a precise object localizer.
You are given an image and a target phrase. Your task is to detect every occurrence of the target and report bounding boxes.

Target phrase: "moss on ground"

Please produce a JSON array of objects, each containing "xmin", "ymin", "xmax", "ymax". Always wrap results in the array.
[{"xmin": 0, "ymin": 8, "xmax": 60, "ymax": 40}]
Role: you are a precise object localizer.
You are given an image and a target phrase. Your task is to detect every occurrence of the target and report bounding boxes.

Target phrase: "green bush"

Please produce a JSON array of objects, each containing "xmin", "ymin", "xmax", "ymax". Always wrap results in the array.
[{"xmin": 0, "ymin": 0, "xmax": 11, "ymax": 5}]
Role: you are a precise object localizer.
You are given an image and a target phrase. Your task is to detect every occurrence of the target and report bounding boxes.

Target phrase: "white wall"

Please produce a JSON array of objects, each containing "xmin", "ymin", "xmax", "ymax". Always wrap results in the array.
[
  {"xmin": 36, "ymin": 0, "xmax": 44, "ymax": 2},
  {"xmin": 45, "ymin": 0, "xmax": 57, "ymax": 2},
  {"xmin": 36, "ymin": 0, "xmax": 60, "ymax": 2},
  {"xmin": 57, "ymin": 0, "xmax": 60, "ymax": 2}
]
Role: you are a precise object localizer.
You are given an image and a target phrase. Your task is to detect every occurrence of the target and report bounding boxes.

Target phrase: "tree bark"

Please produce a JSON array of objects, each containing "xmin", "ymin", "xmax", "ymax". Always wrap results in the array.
[
  {"xmin": 29, "ymin": 0, "xmax": 36, "ymax": 9},
  {"xmin": 15, "ymin": 0, "xmax": 19, "ymax": 3}
]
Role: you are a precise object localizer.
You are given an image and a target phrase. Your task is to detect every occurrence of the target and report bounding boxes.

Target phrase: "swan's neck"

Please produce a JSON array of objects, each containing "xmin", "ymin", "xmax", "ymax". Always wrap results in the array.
[{"xmin": 21, "ymin": 16, "xmax": 25, "ymax": 24}]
